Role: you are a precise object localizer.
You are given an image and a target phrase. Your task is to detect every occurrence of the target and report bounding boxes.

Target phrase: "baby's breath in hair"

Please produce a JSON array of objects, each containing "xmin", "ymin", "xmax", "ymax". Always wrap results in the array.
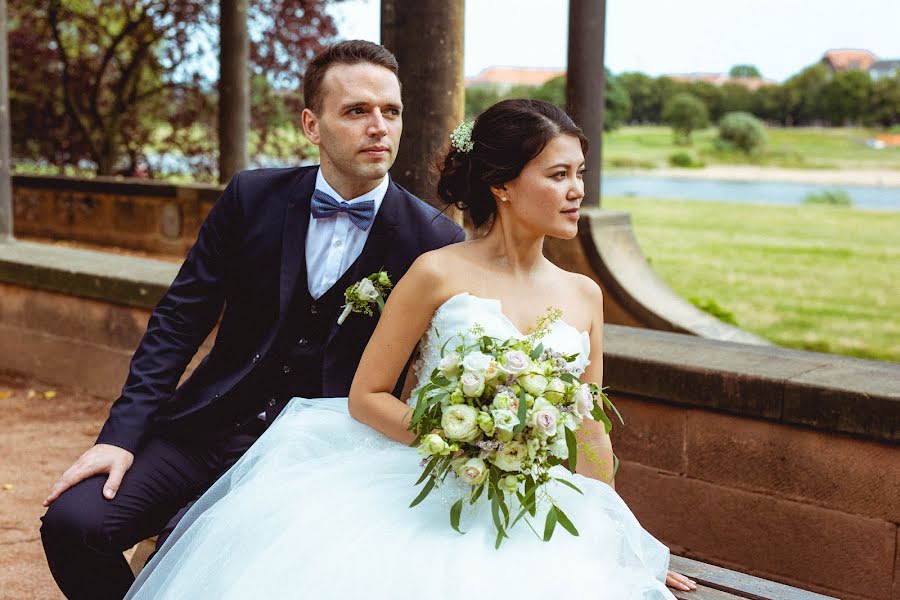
[{"xmin": 449, "ymin": 120, "xmax": 474, "ymax": 153}]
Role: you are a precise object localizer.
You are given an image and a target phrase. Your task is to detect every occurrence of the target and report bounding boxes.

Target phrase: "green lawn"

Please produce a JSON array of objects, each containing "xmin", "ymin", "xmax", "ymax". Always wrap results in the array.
[
  {"xmin": 603, "ymin": 196, "xmax": 900, "ymax": 362},
  {"xmin": 603, "ymin": 126, "xmax": 900, "ymax": 170}
]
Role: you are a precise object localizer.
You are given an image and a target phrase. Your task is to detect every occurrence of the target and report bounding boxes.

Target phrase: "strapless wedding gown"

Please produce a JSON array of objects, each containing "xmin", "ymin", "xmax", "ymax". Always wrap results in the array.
[{"xmin": 127, "ymin": 293, "xmax": 674, "ymax": 599}]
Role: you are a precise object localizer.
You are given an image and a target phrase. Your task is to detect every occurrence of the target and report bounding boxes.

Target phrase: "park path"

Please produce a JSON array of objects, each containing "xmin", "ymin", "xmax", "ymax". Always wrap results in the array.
[{"xmin": 0, "ymin": 373, "xmax": 110, "ymax": 600}]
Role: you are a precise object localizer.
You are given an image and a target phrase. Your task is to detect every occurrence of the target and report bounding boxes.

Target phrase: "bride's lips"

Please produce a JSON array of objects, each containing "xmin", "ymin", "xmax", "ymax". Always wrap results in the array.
[{"xmin": 561, "ymin": 207, "xmax": 580, "ymax": 220}]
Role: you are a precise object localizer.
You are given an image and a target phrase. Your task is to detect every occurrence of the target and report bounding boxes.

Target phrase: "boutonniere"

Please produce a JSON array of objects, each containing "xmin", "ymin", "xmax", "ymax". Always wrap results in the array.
[{"xmin": 337, "ymin": 270, "xmax": 393, "ymax": 325}]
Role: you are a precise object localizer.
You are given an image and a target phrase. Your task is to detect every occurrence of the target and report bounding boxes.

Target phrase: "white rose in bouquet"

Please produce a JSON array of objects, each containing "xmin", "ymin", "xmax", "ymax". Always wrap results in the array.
[
  {"xmin": 573, "ymin": 383, "xmax": 596, "ymax": 420},
  {"xmin": 438, "ymin": 353, "xmax": 460, "ymax": 376},
  {"xmin": 491, "ymin": 408, "xmax": 520, "ymax": 435},
  {"xmin": 355, "ymin": 278, "xmax": 379, "ymax": 301},
  {"xmin": 460, "ymin": 371, "xmax": 485, "ymax": 398},
  {"xmin": 441, "ymin": 404, "xmax": 480, "ymax": 442},
  {"xmin": 530, "ymin": 398, "xmax": 559, "ymax": 437},
  {"xmin": 417, "ymin": 433, "xmax": 450, "ymax": 457},
  {"xmin": 483, "ymin": 359, "xmax": 502, "ymax": 381},
  {"xmin": 456, "ymin": 457, "xmax": 488, "ymax": 485},
  {"xmin": 519, "ymin": 372, "xmax": 548, "ymax": 397},
  {"xmin": 494, "ymin": 440, "xmax": 528, "ymax": 472},
  {"xmin": 462, "ymin": 351, "xmax": 492, "ymax": 374},
  {"xmin": 501, "ymin": 350, "xmax": 530, "ymax": 374}
]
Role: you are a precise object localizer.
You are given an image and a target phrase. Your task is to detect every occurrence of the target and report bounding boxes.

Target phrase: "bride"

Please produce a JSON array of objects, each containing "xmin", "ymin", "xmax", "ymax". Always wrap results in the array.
[{"xmin": 127, "ymin": 99, "xmax": 695, "ymax": 599}]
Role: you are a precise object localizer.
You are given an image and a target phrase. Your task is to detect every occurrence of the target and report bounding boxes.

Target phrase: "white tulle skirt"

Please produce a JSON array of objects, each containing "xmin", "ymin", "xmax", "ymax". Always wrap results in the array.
[{"xmin": 127, "ymin": 397, "xmax": 674, "ymax": 599}]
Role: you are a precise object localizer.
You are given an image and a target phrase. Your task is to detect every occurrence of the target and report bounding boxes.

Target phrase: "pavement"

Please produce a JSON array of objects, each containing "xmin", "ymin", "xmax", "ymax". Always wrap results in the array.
[{"xmin": 0, "ymin": 372, "xmax": 110, "ymax": 600}]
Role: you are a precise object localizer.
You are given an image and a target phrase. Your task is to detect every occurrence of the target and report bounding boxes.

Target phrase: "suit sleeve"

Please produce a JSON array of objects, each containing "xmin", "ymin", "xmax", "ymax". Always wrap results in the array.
[{"xmin": 96, "ymin": 174, "xmax": 243, "ymax": 453}]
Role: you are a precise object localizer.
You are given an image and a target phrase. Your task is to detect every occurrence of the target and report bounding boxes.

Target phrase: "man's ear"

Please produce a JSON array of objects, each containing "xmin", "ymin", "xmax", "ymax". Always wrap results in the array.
[{"xmin": 301, "ymin": 108, "xmax": 320, "ymax": 144}]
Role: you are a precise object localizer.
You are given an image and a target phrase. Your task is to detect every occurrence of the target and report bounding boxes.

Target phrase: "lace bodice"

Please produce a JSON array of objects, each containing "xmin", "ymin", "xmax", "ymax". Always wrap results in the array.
[{"xmin": 410, "ymin": 292, "xmax": 591, "ymax": 404}]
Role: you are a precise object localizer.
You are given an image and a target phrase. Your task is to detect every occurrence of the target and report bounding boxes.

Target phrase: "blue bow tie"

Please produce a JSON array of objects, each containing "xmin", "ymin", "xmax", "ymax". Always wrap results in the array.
[{"xmin": 310, "ymin": 189, "xmax": 376, "ymax": 231}]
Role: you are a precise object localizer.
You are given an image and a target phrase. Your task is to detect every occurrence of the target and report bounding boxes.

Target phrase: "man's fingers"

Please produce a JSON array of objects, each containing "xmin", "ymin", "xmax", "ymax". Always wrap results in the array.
[
  {"xmin": 103, "ymin": 464, "xmax": 127, "ymax": 500},
  {"xmin": 43, "ymin": 462, "xmax": 105, "ymax": 506}
]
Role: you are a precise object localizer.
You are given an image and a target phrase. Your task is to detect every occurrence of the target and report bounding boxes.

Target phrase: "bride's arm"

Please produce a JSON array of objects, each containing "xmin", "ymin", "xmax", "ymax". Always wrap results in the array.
[
  {"xmin": 574, "ymin": 281, "xmax": 617, "ymax": 488},
  {"xmin": 348, "ymin": 253, "xmax": 447, "ymax": 444}
]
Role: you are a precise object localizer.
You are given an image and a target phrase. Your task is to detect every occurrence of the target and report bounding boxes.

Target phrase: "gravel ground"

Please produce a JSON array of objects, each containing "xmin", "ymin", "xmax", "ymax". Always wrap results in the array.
[{"xmin": 0, "ymin": 372, "xmax": 112, "ymax": 600}]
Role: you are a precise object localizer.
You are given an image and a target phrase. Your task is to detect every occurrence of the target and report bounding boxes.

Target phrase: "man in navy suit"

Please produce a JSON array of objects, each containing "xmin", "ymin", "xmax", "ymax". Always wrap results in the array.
[{"xmin": 40, "ymin": 40, "xmax": 464, "ymax": 600}]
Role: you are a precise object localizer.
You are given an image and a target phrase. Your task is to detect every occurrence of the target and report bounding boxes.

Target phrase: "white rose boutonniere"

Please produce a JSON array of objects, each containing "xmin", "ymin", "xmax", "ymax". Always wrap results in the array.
[{"xmin": 337, "ymin": 270, "xmax": 393, "ymax": 325}]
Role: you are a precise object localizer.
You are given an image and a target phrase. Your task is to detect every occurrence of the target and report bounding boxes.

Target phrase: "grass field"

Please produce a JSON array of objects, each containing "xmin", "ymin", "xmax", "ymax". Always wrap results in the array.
[
  {"xmin": 603, "ymin": 126, "xmax": 900, "ymax": 171},
  {"xmin": 602, "ymin": 196, "xmax": 900, "ymax": 362}
]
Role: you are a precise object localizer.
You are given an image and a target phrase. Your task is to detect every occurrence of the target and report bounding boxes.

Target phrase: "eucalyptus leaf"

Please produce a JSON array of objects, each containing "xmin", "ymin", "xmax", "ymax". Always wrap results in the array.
[
  {"xmin": 415, "ymin": 456, "xmax": 439, "ymax": 485},
  {"xmin": 450, "ymin": 498, "xmax": 465, "ymax": 534},
  {"xmin": 409, "ymin": 476, "xmax": 435, "ymax": 508},
  {"xmin": 553, "ymin": 477, "xmax": 584, "ymax": 495},
  {"xmin": 554, "ymin": 505, "xmax": 579, "ymax": 537},
  {"xmin": 529, "ymin": 342, "xmax": 544, "ymax": 360},
  {"xmin": 543, "ymin": 506, "xmax": 558, "ymax": 541},
  {"xmin": 564, "ymin": 426, "xmax": 578, "ymax": 473},
  {"xmin": 513, "ymin": 389, "xmax": 528, "ymax": 436}
]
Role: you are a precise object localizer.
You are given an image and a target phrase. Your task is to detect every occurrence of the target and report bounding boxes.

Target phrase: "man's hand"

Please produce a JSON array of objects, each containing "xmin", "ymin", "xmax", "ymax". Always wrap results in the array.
[{"xmin": 43, "ymin": 444, "xmax": 135, "ymax": 506}]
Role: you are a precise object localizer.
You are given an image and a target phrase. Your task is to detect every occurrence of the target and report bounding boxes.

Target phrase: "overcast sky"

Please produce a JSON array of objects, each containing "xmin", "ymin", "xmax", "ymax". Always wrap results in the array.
[{"xmin": 330, "ymin": 0, "xmax": 900, "ymax": 82}]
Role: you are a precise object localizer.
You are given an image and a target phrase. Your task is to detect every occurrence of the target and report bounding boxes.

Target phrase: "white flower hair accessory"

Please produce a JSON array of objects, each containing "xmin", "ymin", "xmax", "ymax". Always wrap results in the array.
[{"xmin": 449, "ymin": 120, "xmax": 474, "ymax": 153}]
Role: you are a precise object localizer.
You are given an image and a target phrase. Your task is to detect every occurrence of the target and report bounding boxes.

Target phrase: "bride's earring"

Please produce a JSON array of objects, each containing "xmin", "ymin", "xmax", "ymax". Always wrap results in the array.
[{"xmin": 501, "ymin": 196, "xmax": 508, "ymax": 203}]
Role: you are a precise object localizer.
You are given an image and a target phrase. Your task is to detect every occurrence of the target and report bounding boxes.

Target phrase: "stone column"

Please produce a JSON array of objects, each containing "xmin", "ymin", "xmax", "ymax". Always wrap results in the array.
[
  {"xmin": 565, "ymin": 0, "xmax": 606, "ymax": 207},
  {"xmin": 381, "ymin": 0, "xmax": 465, "ymax": 206},
  {"xmin": 0, "ymin": 0, "xmax": 12, "ymax": 239},
  {"xmin": 218, "ymin": 0, "xmax": 250, "ymax": 184}
]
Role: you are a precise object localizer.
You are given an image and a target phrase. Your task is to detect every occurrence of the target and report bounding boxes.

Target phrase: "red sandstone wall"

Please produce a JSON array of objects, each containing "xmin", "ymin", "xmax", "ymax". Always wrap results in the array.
[{"xmin": 612, "ymin": 393, "xmax": 900, "ymax": 600}]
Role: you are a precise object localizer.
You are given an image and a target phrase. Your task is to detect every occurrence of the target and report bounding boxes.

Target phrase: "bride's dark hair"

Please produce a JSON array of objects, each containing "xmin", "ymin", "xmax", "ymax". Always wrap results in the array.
[{"xmin": 436, "ymin": 99, "xmax": 588, "ymax": 227}]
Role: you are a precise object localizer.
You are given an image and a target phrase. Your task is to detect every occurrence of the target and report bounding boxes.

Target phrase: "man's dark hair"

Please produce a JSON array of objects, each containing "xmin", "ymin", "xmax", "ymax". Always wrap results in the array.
[{"xmin": 303, "ymin": 40, "xmax": 400, "ymax": 114}]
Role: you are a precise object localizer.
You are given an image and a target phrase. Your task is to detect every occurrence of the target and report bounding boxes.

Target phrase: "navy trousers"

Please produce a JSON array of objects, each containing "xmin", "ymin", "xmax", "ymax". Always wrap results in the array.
[{"xmin": 40, "ymin": 420, "xmax": 265, "ymax": 600}]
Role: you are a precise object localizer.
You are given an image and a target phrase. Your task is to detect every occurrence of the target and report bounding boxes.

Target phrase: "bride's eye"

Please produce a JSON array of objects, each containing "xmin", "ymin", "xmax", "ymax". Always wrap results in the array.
[
  {"xmin": 552, "ymin": 171, "xmax": 567, "ymax": 179},
  {"xmin": 577, "ymin": 169, "xmax": 586, "ymax": 179}
]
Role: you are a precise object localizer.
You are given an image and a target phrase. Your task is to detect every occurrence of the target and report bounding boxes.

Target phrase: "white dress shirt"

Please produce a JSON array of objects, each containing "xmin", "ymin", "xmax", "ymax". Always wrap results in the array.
[{"xmin": 305, "ymin": 169, "xmax": 389, "ymax": 299}]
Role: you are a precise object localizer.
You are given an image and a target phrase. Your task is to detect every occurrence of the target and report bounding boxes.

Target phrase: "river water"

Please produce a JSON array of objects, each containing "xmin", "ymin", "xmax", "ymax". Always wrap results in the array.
[{"xmin": 602, "ymin": 174, "xmax": 900, "ymax": 211}]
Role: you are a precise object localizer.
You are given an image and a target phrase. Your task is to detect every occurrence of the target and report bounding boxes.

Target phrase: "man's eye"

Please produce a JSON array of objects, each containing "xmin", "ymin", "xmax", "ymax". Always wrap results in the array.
[{"xmin": 350, "ymin": 108, "xmax": 365, "ymax": 115}]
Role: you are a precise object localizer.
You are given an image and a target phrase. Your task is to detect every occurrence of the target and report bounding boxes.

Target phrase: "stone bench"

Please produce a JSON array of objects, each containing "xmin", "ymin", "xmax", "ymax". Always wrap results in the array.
[{"xmin": 127, "ymin": 541, "xmax": 836, "ymax": 599}]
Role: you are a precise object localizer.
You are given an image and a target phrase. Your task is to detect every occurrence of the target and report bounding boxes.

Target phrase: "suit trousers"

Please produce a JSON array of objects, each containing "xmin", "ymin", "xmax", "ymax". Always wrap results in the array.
[{"xmin": 40, "ymin": 419, "xmax": 265, "ymax": 600}]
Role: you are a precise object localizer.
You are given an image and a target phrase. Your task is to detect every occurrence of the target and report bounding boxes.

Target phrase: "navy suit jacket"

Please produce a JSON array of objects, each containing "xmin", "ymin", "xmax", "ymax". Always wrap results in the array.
[{"xmin": 97, "ymin": 166, "xmax": 465, "ymax": 453}]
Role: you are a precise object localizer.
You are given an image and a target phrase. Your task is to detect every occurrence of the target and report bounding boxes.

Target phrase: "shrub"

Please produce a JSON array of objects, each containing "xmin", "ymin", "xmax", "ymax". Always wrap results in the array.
[
  {"xmin": 718, "ymin": 111, "xmax": 767, "ymax": 154},
  {"xmin": 668, "ymin": 152, "xmax": 704, "ymax": 168},
  {"xmin": 804, "ymin": 189, "xmax": 853, "ymax": 206}
]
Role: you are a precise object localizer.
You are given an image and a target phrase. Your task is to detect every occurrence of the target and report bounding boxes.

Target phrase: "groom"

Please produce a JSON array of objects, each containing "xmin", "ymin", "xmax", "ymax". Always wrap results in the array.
[{"xmin": 40, "ymin": 40, "xmax": 464, "ymax": 600}]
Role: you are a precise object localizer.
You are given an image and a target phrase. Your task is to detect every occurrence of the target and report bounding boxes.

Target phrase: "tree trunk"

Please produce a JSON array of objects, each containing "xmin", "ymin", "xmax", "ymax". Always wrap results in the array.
[
  {"xmin": 0, "ymin": 0, "xmax": 11, "ymax": 239},
  {"xmin": 381, "ymin": 0, "xmax": 464, "ymax": 207},
  {"xmin": 218, "ymin": 0, "xmax": 250, "ymax": 184},
  {"xmin": 566, "ymin": 0, "xmax": 606, "ymax": 208}
]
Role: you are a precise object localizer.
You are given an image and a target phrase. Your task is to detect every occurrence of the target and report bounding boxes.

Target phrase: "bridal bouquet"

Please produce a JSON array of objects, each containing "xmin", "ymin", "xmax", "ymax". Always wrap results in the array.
[{"xmin": 408, "ymin": 319, "xmax": 622, "ymax": 548}]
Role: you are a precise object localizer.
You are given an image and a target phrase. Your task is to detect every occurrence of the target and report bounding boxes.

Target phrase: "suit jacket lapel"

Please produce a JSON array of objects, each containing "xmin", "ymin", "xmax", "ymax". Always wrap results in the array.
[{"xmin": 279, "ymin": 168, "xmax": 317, "ymax": 319}]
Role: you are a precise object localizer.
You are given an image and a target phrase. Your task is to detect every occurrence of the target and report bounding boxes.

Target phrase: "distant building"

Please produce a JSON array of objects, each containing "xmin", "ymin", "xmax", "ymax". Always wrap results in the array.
[
  {"xmin": 869, "ymin": 59, "xmax": 900, "ymax": 80},
  {"xmin": 820, "ymin": 49, "xmax": 877, "ymax": 72},
  {"xmin": 665, "ymin": 72, "xmax": 776, "ymax": 91},
  {"xmin": 466, "ymin": 67, "xmax": 565, "ymax": 93}
]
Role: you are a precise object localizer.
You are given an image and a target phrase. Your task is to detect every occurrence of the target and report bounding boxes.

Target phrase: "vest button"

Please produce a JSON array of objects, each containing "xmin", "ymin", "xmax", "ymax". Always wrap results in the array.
[
  {"xmin": 310, "ymin": 303, "xmax": 319, "ymax": 315},
  {"xmin": 251, "ymin": 354, "xmax": 260, "ymax": 364},
  {"xmin": 297, "ymin": 338, "xmax": 308, "ymax": 346},
  {"xmin": 282, "ymin": 365, "xmax": 291, "ymax": 374},
  {"xmin": 267, "ymin": 398, "xmax": 277, "ymax": 407}
]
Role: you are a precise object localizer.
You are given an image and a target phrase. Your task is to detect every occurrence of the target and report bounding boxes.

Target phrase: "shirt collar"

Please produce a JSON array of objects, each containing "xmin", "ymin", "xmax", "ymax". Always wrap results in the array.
[{"xmin": 315, "ymin": 168, "xmax": 389, "ymax": 213}]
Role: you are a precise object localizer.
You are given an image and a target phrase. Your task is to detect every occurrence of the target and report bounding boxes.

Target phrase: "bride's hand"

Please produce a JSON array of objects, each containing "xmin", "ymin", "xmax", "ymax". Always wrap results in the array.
[{"xmin": 666, "ymin": 569, "xmax": 697, "ymax": 592}]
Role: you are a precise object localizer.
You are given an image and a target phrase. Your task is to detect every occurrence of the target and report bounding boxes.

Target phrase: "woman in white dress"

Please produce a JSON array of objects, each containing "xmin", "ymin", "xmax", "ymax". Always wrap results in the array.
[{"xmin": 127, "ymin": 99, "xmax": 696, "ymax": 599}]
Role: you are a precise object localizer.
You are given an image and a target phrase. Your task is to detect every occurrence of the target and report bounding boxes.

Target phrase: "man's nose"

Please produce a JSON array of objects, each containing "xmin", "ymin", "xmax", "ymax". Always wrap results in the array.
[{"xmin": 368, "ymin": 110, "xmax": 389, "ymax": 137}]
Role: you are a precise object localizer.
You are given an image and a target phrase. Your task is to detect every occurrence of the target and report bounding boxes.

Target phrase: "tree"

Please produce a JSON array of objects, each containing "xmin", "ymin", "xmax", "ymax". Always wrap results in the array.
[
  {"xmin": 619, "ymin": 72, "xmax": 660, "ymax": 123},
  {"xmin": 9, "ymin": 0, "xmax": 341, "ymax": 177},
  {"xmin": 530, "ymin": 72, "xmax": 630, "ymax": 130},
  {"xmin": 719, "ymin": 82, "xmax": 754, "ymax": 115},
  {"xmin": 685, "ymin": 80, "xmax": 723, "ymax": 121},
  {"xmin": 820, "ymin": 69, "xmax": 872, "ymax": 126},
  {"xmin": 729, "ymin": 64, "xmax": 762, "ymax": 78},
  {"xmin": 718, "ymin": 112, "xmax": 766, "ymax": 154},
  {"xmin": 868, "ymin": 75, "xmax": 900, "ymax": 127},
  {"xmin": 781, "ymin": 64, "xmax": 830, "ymax": 125},
  {"xmin": 662, "ymin": 92, "xmax": 708, "ymax": 145}
]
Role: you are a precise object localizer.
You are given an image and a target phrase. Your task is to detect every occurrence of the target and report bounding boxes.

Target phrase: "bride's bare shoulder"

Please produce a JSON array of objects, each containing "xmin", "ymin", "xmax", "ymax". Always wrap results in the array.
[{"xmin": 401, "ymin": 243, "xmax": 474, "ymax": 297}]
